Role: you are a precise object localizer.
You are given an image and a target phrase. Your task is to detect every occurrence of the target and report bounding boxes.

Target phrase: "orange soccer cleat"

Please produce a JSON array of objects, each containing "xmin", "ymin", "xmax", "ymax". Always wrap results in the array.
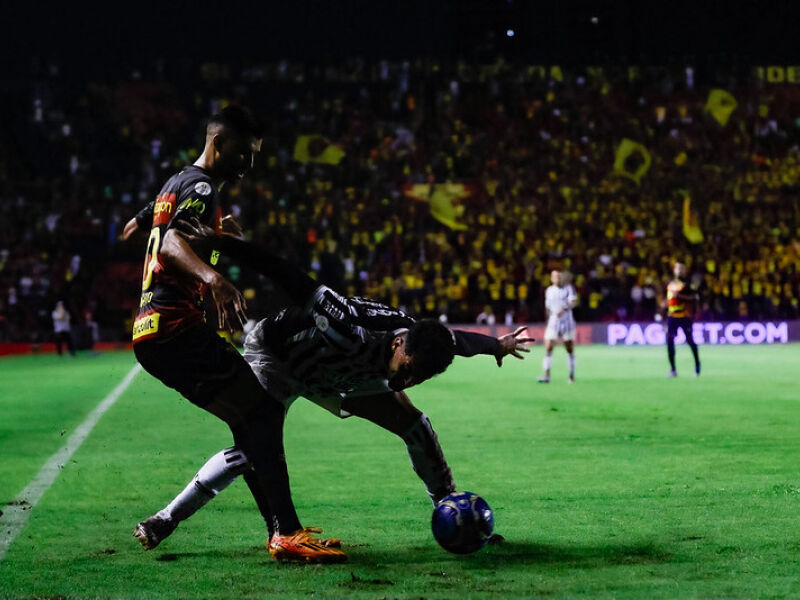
[{"xmin": 268, "ymin": 527, "xmax": 347, "ymax": 563}]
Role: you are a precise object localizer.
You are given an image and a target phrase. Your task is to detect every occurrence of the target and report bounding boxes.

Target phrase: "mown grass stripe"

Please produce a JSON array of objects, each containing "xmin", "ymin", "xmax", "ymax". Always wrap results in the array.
[{"xmin": 0, "ymin": 364, "xmax": 142, "ymax": 562}]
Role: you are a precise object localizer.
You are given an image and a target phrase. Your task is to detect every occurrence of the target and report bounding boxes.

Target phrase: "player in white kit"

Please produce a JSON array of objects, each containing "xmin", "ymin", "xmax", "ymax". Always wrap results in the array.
[{"xmin": 538, "ymin": 270, "xmax": 577, "ymax": 383}]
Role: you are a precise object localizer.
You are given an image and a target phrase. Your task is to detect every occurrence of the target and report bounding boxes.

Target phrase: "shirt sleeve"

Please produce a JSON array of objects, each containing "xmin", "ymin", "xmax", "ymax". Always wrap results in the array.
[
  {"xmin": 211, "ymin": 236, "xmax": 319, "ymax": 304},
  {"xmin": 452, "ymin": 330, "xmax": 501, "ymax": 357},
  {"xmin": 306, "ymin": 286, "xmax": 364, "ymax": 348},
  {"xmin": 544, "ymin": 287, "xmax": 555, "ymax": 312},
  {"xmin": 306, "ymin": 288, "xmax": 416, "ymax": 350},
  {"xmin": 346, "ymin": 296, "xmax": 416, "ymax": 332},
  {"xmin": 168, "ymin": 178, "xmax": 217, "ymax": 229},
  {"xmin": 567, "ymin": 285, "xmax": 577, "ymax": 304},
  {"xmin": 134, "ymin": 201, "xmax": 154, "ymax": 230}
]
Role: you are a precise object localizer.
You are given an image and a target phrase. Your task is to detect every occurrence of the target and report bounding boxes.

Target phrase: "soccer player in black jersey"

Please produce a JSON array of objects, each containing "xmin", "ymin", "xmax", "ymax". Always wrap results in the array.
[
  {"xmin": 131, "ymin": 217, "xmax": 534, "ymax": 560},
  {"xmin": 128, "ymin": 107, "xmax": 349, "ymax": 563}
]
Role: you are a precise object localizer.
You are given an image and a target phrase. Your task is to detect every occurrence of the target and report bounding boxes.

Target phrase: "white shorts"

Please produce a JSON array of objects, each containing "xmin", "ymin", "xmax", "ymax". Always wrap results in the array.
[
  {"xmin": 242, "ymin": 347, "xmax": 349, "ymax": 418},
  {"xmin": 544, "ymin": 319, "xmax": 576, "ymax": 342},
  {"xmin": 243, "ymin": 341, "xmax": 390, "ymax": 419}
]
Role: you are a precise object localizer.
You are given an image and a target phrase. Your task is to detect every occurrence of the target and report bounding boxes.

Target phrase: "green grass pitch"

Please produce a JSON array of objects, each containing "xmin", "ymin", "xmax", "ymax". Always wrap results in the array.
[{"xmin": 1, "ymin": 343, "xmax": 800, "ymax": 599}]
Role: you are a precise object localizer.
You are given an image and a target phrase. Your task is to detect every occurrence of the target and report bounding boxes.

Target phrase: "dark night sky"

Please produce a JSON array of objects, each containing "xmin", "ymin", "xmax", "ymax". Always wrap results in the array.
[{"xmin": 3, "ymin": 0, "xmax": 799, "ymax": 73}]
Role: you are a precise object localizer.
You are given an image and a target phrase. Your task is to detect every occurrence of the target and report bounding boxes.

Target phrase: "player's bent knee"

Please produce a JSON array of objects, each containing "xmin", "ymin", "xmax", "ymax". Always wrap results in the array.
[
  {"xmin": 203, "ymin": 366, "xmax": 276, "ymax": 428},
  {"xmin": 228, "ymin": 396, "xmax": 288, "ymax": 474}
]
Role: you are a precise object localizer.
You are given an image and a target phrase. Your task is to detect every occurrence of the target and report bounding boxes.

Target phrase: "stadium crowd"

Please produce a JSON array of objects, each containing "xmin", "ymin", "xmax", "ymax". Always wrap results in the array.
[{"xmin": 1, "ymin": 58, "xmax": 799, "ymax": 343}]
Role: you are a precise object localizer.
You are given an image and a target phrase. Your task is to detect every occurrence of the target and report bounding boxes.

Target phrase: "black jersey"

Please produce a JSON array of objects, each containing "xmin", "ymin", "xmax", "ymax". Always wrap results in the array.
[
  {"xmin": 182, "ymin": 233, "xmax": 502, "ymax": 400},
  {"xmin": 244, "ymin": 286, "xmax": 415, "ymax": 399},
  {"xmin": 242, "ymin": 283, "xmax": 502, "ymax": 401},
  {"xmin": 132, "ymin": 165, "xmax": 224, "ymax": 344}
]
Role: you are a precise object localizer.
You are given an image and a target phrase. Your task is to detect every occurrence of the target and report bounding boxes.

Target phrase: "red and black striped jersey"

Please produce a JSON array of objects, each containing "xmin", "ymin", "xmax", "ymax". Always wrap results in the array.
[
  {"xmin": 132, "ymin": 165, "xmax": 223, "ymax": 345},
  {"xmin": 667, "ymin": 278, "xmax": 697, "ymax": 318}
]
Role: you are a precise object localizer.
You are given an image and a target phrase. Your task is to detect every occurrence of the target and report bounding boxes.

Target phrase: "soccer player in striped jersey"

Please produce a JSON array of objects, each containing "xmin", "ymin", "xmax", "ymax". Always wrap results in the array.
[
  {"xmin": 538, "ymin": 270, "xmax": 578, "ymax": 384},
  {"xmin": 132, "ymin": 217, "xmax": 533, "ymax": 561},
  {"xmin": 664, "ymin": 262, "xmax": 700, "ymax": 377}
]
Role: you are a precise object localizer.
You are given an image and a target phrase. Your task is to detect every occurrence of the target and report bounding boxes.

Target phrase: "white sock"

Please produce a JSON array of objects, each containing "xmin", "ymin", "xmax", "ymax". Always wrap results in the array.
[
  {"xmin": 161, "ymin": 447, "xmax": 250, "ymax": 522},
  {"xmin": 567, "ymin": 352, "xmax": 576, "ymax": 377},
  {"xmin": 542, "ymin": 355, "xmax": 552, "ymax": 372}
]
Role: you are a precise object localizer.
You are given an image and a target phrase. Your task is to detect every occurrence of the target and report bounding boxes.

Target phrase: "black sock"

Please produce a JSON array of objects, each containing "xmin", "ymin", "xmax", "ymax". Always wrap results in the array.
[
  {"xmin": 243, "ymin": 470, "xmax": 278, "ymax": 538},
  {"xmin": 231, "ymin": 401, "xmax": 302, "ymax": 535},
  {"xmin": 687, "ymin": 342, "xmax": 700, "ymax": 371},
  {"xmin": 667, "ymin": 339, "xmax": 676, "ymax": 370}
]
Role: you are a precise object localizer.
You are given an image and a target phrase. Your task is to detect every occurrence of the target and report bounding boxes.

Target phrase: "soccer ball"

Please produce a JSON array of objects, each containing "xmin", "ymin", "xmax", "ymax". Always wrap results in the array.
[{"xmin": 431, "ymin": 491, "xmax": 494, "ymax": 554}]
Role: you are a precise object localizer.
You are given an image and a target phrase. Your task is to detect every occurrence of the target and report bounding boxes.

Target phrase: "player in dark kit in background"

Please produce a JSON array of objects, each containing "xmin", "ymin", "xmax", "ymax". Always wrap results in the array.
[
  {"xmin": 129, "ymin": 217, "xmax": 533, "ymax": 559},
  {"xmin": 128, "ymin": 107, "xmax": 347, "ymax": 564},
  {"xmin": 664, "ymin": 262, "xmax": 701, "ymax": 377}
]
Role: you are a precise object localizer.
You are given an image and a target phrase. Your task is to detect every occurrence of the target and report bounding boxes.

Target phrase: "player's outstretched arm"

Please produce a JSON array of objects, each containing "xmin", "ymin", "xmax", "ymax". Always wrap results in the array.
[
  {"xmin": 174, "ymin": 217, "xmax": 318, "ymax": 306},
  {"xmin": 123, "ymin": 201, "xmax": 155, "ymax": 241},
  {"xmin": 342, "ymin": 390, "xmax": 421, "ymax": 435},
  {"xmin": 452, "ymin": 326, "xmax": 534, "ymax": 366},
  {"xmin": 494, "ymin": 326, "xmax": 535, "ymax": 366},
  {"xmin": 122, "ymin": 217, "xmax": 141, "ymax": 241},
  {"xmin": 159, "ymin": 228, "xmax": 247, "ymax": 333}
]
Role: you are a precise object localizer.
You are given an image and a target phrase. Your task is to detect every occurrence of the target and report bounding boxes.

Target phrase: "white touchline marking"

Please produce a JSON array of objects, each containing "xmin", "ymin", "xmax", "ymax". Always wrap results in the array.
[{"xmin": 0, "ymin": 363, "xmax": 142, "ymax": 562}]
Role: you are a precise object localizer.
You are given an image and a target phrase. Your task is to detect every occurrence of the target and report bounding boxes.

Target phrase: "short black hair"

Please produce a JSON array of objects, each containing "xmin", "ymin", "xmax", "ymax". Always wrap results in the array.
[
  {"xmin": 405, "ymin": 319, "xmax": 456, "ymax": 381},
  {"xmin": 207, "ymin": 106, "xmax": 263, "ymax": 139}
]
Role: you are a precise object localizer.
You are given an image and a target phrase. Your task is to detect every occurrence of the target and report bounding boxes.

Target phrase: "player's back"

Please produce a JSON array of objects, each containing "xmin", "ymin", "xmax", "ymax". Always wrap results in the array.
[
  {"xmin": 245, "ymin": 286, "xmax": 413, "ymax": 398},
  {"xmin": 133, "ymin": 166, "xmax": 223, "ymax": 344}
]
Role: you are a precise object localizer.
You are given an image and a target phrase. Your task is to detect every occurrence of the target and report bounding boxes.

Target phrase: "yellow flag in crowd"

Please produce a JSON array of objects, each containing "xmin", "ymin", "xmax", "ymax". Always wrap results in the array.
[
  {"xmin": 403, "ymin": 184, "xmax": 431, "ymax": 202},
  {"xmin": 613, "ymin": 139, "xmax": 651, "ymax": 184},
  {"xmin": 705, "ymin": 89, "xmax": 737, "ymax": 127},
  {"xmin": 293, "ymin": 135, "xmax": 346, "ymax": 165},
  {"xmin": 681, "ymin": 193, "xmax": 704, "ymax": 244},
  {"xmin": 403, "ymin": 183, "xmax": 470, "ymax": 230},
  {"xmin": 430, "ymin": 183, "xmax": 469, "ymax": 230}
]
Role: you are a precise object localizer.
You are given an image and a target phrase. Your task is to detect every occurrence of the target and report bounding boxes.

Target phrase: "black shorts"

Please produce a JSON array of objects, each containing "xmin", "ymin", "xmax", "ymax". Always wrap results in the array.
[
  {"xmin": 134, "ymin": 326, "xmax": 256, "ymax": 408},
  {"xmin": 666, "ymin": 316, "xmax": 694, "ymax": 341}
]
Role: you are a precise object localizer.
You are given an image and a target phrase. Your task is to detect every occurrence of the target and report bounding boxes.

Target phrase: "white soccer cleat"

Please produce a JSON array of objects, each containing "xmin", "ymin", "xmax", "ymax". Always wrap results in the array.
[{"xmin": 133, "ymin": 515, "xmax": 178, "ymax": 551}]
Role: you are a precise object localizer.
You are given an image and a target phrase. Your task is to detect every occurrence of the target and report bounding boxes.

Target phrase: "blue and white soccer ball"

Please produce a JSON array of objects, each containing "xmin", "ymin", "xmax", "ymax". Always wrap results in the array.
[{"xmin": 431, "ymin": 491, "xmax": 494, "ymax": 554}]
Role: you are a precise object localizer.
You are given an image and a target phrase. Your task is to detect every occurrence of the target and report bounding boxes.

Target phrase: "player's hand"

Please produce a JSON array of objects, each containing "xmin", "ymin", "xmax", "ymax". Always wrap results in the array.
[
  {"xmin": 207, "ymin": 273, "xmax": 248, "ymax": 334},
  {"xmin": 174, "ymin": 217, "xmax": 216, "ymax": 250},
  {"xmin": 495, "ymin": 326, "xmax": 535, "ymax": 367},
  {"xmin": 220, "ymin": 214, "xmax": 244, "ymax": 239}
]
